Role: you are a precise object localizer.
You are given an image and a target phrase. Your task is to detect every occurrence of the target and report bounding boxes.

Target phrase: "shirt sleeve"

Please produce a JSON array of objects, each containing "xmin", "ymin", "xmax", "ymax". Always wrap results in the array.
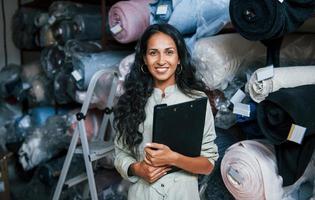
[
  {"xmin": 200, "ymin": 100, "xmax": 219, "ymax": 166},
  {"xmin": 114, "ymin": 136, "xmax": 139, "ymax": 183}
]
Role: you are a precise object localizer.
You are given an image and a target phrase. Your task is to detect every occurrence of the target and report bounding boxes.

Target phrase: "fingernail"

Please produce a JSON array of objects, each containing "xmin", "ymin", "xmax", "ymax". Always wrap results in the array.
[{"xmin": 145, "ymin": 143, "xmax": 151, "ymax": 147}]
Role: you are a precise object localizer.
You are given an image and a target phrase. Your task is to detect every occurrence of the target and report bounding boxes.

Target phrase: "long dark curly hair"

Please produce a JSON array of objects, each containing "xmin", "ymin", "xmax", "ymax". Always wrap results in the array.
[{"xmin": 114, "ymin": 24, "xmax": 209, "ymax": 155}]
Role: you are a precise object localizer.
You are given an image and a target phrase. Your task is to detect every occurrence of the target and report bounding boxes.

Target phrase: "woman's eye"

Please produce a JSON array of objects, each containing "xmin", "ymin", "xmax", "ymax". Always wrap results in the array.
[
  {"xmin": 167, "ymin": 51, "xmax": 174, "ymax": 55},
  {"xmin": 149, "ymin": 51, "xmax": 156, "ymax": 56}
]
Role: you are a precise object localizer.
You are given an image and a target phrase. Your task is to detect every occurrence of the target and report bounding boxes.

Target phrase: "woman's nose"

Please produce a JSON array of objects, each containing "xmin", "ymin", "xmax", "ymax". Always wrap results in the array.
[{"xmin": 157, "ymin": 54, "xmax": 166, "ymax": 65}]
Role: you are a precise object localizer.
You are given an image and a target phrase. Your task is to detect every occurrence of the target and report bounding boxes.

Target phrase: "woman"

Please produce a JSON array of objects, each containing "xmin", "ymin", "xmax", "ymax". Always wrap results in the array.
[{"xmin": 114, "ymin": 23, "xmax": 218, "ymax": 200}]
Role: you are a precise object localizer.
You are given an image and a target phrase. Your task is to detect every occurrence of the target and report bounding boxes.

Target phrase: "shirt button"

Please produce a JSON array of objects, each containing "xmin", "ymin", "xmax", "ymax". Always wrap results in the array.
[{"xmin": 161, "ymin": 184, "xmax": 164, "ymax": 187}]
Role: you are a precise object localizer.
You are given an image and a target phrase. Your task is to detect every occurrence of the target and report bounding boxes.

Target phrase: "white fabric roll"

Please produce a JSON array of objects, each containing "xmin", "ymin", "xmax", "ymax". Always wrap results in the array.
[
  {"xmin": 246, "ymin": 66, "xmax": 315, "ymax": 103},
  {"xmin": 193, "ymin": 33, "xmax": 315, "ymax": 90},
  {"xmin": 221, "ymin": 140, "xmax": 283, "ymax": 200}
]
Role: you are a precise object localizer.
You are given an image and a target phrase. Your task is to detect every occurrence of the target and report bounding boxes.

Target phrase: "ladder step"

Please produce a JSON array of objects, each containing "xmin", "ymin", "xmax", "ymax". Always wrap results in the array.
[
  {"xmin": 75, "ymin": 141, "xmax": 114, "ymax": 161},
  {"xmin": 64, "ymin": 173, "xmax": 88, "ymax": 188}
]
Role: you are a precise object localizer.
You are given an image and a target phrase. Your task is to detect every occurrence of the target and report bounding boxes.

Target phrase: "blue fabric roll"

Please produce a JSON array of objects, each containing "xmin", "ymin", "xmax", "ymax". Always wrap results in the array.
[
  {"xmin": 150, "ymin": 0, "xmax": 230, "ymax": 50},
  {"xmin": 150, "ymin": 0, "xmax": 173, "ymax": 23}
]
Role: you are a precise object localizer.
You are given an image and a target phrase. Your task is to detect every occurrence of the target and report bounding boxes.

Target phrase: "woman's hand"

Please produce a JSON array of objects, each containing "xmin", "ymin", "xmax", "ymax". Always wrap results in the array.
[
  {"xmin": 144, "ymin": 143, "xmax": 178, "ymax": 167},
  {"xmin": 131, "ymin": 161, "xmax": 171, "ymax": 183}
]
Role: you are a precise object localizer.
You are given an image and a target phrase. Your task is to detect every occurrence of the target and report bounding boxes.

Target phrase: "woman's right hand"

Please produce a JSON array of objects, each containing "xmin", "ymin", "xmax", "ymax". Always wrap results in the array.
[{"xmin": 130, "ymin": 161, "xmax": 171, "ymax": 183}]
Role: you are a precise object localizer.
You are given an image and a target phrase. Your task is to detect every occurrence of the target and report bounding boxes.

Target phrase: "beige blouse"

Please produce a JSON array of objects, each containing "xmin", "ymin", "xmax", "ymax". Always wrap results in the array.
[{"xmin": 114, "ymin": 85, "xmax": 218, "ymax": 200}]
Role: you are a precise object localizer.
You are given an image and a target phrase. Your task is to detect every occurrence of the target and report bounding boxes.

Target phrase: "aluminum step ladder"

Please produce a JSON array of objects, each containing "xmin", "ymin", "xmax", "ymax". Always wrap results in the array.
[{"xmin": 53, "ymin": 69, "xmax": 119, "ymax": 200}]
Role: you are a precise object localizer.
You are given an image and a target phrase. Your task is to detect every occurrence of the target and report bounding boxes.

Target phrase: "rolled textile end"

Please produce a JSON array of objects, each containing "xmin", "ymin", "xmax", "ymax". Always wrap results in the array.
[
  {"xmin": 246, "ymin": 66, "xmax": 315, "ymax": 103},
  {"xmin": 108, "ymin": 0, "xmax": 150, "ymax": 43},
  {"xmin": 118, "ymin": 53, "xmax": 135, "ymax": 81},
  {"xmin": 229, "ymin": 0, "xmax": 315, "ymax": 41},
  {"xmin": 221, "ymin": 140, "xmax": 283, "ymax": 200}
]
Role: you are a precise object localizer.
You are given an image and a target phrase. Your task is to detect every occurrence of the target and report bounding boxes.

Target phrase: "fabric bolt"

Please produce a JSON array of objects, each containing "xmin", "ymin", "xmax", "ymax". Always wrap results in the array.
[
  {"xmin": 12, "ymin": 7, "xmax": 44, "ymax": 49},
  {"xmin": 40, "ymin": 45, "xmax": 65, "ymax": 79},
  {"xmin": 257, "ymin": 85, "xmax": 315, "ymax": 186},
  {"xmin": 118, "ymin": 53, "xmax": 135, "ymax": 81},
  {"xmin": 150, "ymin": 0, "xmax": 230, "ymax": 50},
  {"xmin": 71, "ymin": 50, "xmax": 130, "ymax": 90},
  {"xmin": 246, "ymin": 66, "xmax": 315, "ymax": 103},
  {"xmin": 229, "ymin": 0, "xmax": 315, "ymax": 41},
  {"xmin": 114, "ymin": 85, "xmax": 218, "ymax": 200},
  {"xmin": 221, "ymin": 140, "xmax": 283, "ymax": 200},
  {"xmin": 193, "ymin": 33, "xmax": 315, "ymax": 90},
  {"xmin": 108, "ymin": 0, "xmax": 150, "ymax": 43}
]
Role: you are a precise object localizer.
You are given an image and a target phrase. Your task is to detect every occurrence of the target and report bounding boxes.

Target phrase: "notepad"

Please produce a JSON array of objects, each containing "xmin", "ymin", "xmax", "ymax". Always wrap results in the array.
[{"xmin": 152, "ymin": 97, "xmax": 208, "ymax": 172}]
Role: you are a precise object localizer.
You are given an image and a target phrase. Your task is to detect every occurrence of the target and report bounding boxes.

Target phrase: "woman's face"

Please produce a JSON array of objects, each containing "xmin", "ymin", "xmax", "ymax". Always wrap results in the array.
[{"xmin": 144, "ymin": 32, "xmax": 180, "ymax": 90}]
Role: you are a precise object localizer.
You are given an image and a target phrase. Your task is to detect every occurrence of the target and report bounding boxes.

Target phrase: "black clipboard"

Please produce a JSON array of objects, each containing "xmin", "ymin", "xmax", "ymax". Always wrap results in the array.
[{"xmin": 152, "ymin": 97, "xmax": 208, "ymax": 172}]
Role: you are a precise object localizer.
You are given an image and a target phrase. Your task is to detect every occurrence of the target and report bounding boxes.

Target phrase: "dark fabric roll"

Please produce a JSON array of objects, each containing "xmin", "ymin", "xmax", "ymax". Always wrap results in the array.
[
  {"xmin": 257, "ymin": 84, "xmax": 315, "ymax": 186},
  {"xmin": 12, "ymin": 8, "xmax": 43, "ymax": 49},
  {"xmin": 229, "ymin": 0, "xmax": 315, "ymax": 41}
]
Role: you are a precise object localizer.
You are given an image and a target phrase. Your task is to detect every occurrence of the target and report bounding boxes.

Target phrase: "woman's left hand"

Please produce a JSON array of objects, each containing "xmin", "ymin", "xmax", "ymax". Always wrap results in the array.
[{"xmin": 144, "ymin": 143, "xmax": 178, "ymax": 167}]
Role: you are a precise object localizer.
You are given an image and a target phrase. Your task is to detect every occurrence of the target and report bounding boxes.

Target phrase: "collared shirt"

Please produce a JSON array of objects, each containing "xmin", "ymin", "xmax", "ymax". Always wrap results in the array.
[{"xmin": 114, "ymin": 85, "xmax": 218, "ymax": 200}]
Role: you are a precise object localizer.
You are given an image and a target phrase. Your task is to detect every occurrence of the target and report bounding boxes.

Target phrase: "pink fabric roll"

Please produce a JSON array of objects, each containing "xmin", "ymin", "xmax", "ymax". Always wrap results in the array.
[
  {"xmin": 221, "ymin": 140, "xmax": 283, "ymax": 200},
  {"xmin": 108, "ymin": 0, "xmax": 150, "ymax": 43}
]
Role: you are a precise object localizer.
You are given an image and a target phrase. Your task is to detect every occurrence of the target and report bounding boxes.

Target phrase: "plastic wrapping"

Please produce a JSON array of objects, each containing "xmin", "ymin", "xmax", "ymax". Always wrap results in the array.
[
  {"xmin": 193, "ymin": 33, "xmax": 315, "ymax": 90},
  {"xmin": 38, "ymin": 24, "xmax": 57, "ymax": 47},
  {"xmin": 18, "ymin": 115, "xmax": 71, "ymax": 170},
  {"xmin": 48, "ymin": 1, "xmax": 100, "ymax": 23},
  {"xmin": 40, "ymin": 45, "xmax": 66, "ymax": 79},
  {"xmin": 0, "ymin": 64, "xmax": 23, "ymax": 99},
  {"xmin": 74, "ymin": 70, "xmax": 119, "ymax": 110},
  {"xmin": 71, "ymin": 51, "xmax": 130, "ymax": 90},
  {"xmin": 118, "ymin": 53, "xmax": 135, "ymax": 80},
  {"xmin": 27, "ymin": 74, "xmax": 54, "ymax": 106},
  {"xmin": 53, "ymin": 66, "xmax": 75, "ymax": 105},
  {"xmin": 21, "ymin": 61, "xmax": 43, "ymax": 83},
  {"xmin": 150, "ymin": 0, "xmax": 230, "ymax": 50},
  {"xmin": 51, "ymin": 14, "xmax": 102, "ymax": 44},
  {"xmin": 12, "ymin": 7, "xmax": 44, "ymax": 49}
]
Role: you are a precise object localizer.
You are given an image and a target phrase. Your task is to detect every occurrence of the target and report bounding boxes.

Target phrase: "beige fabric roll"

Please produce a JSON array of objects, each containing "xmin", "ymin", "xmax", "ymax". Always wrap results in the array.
[
  {"xmin": 221, "ymin": 140, "xmax": 283, "ymax": 200},
  {"xmin": 193, "ymin": 33, "xmax": 315, "ymax": 90},
  {"xmin": 246, "ymin": 66, "xmax": 315, "ymax": 103}
]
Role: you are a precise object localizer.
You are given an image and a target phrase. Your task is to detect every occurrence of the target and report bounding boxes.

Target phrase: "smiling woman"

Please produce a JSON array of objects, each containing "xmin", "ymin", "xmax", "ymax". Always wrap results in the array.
[{"xmin": 113, "ymin": 24, "xmax": 219, "ymax": 200}]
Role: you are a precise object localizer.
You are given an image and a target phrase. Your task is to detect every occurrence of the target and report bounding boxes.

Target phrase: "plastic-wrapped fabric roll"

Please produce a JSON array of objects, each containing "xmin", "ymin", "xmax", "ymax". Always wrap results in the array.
[
  {"xmin": 71, "ymin": 50, "xmax": 130, "ymax": 90},
  {"xmin": 150, "ymin": 0, "xmax": 230, "ymax": 50},
  {"xmin": 34, "ymin": 13, "xmax": 49, "ymax": 28},
  {"xmin": 48, "ymin": 1, "xmax": 100, "ymax": 23},
  {"xmin": 27, "ymin": 74, "xmax": 54, "ymax": 106},
  {"xmin": 21, "ymin": 62, "xmax": 43, "ymax": 83},
  {"xmin": 12, "ymin": 7, "xmax": 44, "ymax": 49},
  {"xmin": 74, "ymin": 70, "xmax": 120, "ymax": 110},
  {"xmin": 246, "ymin": 66, "xmax": 315, "ymax": 103},
  {"xmin": 193, "ymin": 33, "xmax": 315, "ymax": 90},
  {"xmin": 257, "ymin": 85, "xmax": 315, "ymax": 186},
  {"xmin": 149, "ymin": 0, "xmax": 173, "ymax": 24},
  {"xmin": 53, "ymin": 67, "xmax": 75, "ymax": 105},
  {"xmin": 18, "ymin": 115, "xmax": 71, "ymax": 170},
  {"xmin": 221, "ymin": 140, "xmax": 283, "ymax": 200},
  {"xmin": 229, "ymin": 0, "xmax": 315, "ymax": 41},
  {"xmin": 118, "ymin": 53, "xmax": 135, "ymax": 80},
  {"xmin": 0, "ymin": 64, "xmax": 22, "ymax": 99},
  {"xmin": 52, "ymin": 14, "xmax": 102, "ymax": 44},
  {"xmin": 40, "ymin": 45, "xmax": 66, "ymax": 79},
  {"xmin": 108, "ymin": 0, "xmax": 150, "ymax": 43}
]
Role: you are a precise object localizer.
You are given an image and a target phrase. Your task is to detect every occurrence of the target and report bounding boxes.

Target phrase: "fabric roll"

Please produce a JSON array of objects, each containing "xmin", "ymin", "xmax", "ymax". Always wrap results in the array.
[
  {"xmin": 150, "ymin": 0, "xmax": 230, "ymax": 50},
  {"xmin": 18, "ymin": 115, "xmax": 71, "ymax": 170},
  {"xmin": 12, "ymin": 8, "xmax": 44, "ymax": 49},
  {"xmin": 193, "ymin": 33, "xmax": 315, "ymax": 90},
  {"xmin": 108, "ymin": 0, "xmax": 150, "ymax": 43},
  {"xmin": 221, "ymin": 140, "xmax": 283, "ymax": 200},
  {"xmin": 71, "ymin": 51, "xmax": 130, "ymax": 90},
  {"xmin": 52, "ymin": 14, "xmax": 102, "ymax": 44},
  {"xmin": 74, "ymin": 70, "xmax": 120, "ymax": 110},
  {"xmin": 246, "ymin": 66, "xmax": 315, "ymax": 103},
  {"xmin": 48, "ymin": 1, "xmax": 100, "ymax": 22},
  {"xmin": 257, "ymin": 85, "xmax": 315, "ymax": 186},
  {"xmin": 229, "ymin": 0, "xmax": 315, "ymax": 41},
  {"xmin": 118, "ymin": 53, "xmax": 135, "ymax": 80},
  {"xmin": 40, "ymin": 45, "xmax": 66, "ymax": 79}
]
